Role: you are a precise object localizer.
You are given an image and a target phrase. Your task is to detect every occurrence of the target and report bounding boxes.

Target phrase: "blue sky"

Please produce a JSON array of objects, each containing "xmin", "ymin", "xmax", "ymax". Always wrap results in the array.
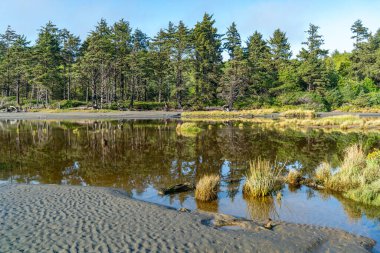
[{"xmin": 0, "ymin": 0, "xmax": 379, "ymax": 55}]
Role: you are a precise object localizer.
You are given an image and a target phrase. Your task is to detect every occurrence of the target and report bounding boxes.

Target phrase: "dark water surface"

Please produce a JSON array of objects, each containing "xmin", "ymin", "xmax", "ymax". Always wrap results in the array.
[{"xmin": 0, "ymin": 119, "xmax": 379, "ymax": 251}]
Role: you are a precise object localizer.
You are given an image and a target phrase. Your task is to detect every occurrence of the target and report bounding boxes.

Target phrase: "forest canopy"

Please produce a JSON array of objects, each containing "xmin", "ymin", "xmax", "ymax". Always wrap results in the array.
[{"xmin": 0, "ymin": 14, "xmax": 380, "ymax": 111}]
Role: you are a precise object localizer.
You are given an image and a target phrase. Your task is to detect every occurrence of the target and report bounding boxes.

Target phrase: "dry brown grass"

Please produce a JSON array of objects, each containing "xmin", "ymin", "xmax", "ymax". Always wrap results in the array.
[
  {"xmin": 280, "ymin": 109, "xmax": 316, "ymax": 118},
  {"xmin": 195, "ymin": 174, "xmax": 220, "ymax": 201}
]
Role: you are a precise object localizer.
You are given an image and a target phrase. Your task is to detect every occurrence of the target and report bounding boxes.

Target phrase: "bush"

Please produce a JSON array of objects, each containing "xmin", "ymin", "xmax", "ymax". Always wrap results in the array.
[
  {"xmin": 345, "ymin": 180, "xmax": 380, "ymax": 206},
  {"xmin": 287, "ymin": 169, "xmax": 302, "ymax": 186},
  {"xmin": 195, "ymin": 175, "xmax": 220, "ymax": 201},
  {"xmin": 275, "ymin": 91, "xmax": 327, "ymax": 111},
  {"xmin": 58, "ymin": 100, "xmax": 87, "ymax": 109},
  {"xmin": 133, "ymin": 101, "xmax": 174, "ymax": 110}
]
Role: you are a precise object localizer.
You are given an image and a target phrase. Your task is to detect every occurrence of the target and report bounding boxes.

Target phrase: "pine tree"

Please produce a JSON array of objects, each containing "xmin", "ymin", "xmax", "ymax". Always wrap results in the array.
[
  {"xmin": 298, "ymin": 24, "xmax": 329, "ymax": 92},
  {"xmin": 268, "ymin": 29, "xmax": 292, "ymax": 92},
  {"xmin": 128, "ymin": 28, "xmax": 149, "ymax": 107},
  {"xmin": 33, "ymin": 21, "xmax": 63, "ymax": 103},
  {"xmin": 220, "ymin": 47, "xmax": 248, "ymax": 110},
  {"xmin": 247, "ymin": 31, "xmax": 272, "ymax": 97},
  {"xmin": 192, "ymin": 13, "xmax": 223, "ymax": 107},
  {"xmin": 351, "ymin": 19, "xmax": 370, "ymax": 48},
  {"xmin": 81, "ymin": 19, "xmax": 113, "ymax": 108},
  {"xmin": 60, "ymin": 28, "xmax": 81, "ymax": 100},
  {"xmin": 0, "ymin": 26, "xmax": 18, "ymax": 96},
  {"xmin": 172, "ymin": 21, "xmax": 191, "ymax": 108},
  {"xmin": 111, "ymin": 19, "xmax": 132, "ymax": 101},
  {"xmin": 224, "ymin": 22, "xmax": 241, "ymax": 60}
]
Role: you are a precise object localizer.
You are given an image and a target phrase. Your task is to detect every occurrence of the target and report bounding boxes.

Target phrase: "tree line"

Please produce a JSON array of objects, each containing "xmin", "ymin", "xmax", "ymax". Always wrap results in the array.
[{"xmin": 1, "ymin": 14, "xmax": 380, "ymax": 111}]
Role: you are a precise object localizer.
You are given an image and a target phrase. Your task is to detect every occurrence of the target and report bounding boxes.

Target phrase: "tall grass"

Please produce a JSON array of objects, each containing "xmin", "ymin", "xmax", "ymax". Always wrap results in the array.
[
  {"xmin": 280, "ymin": 109, "xmax": 316, "ymax": 118},
  {"xmin": 315, "ymin": 162, "xmax": 331, "ymax": 185},
  {"xmin": 182, "ymin": 109, "xmax": 276, "ymax": 119},
  {"xmin": 327, "ymin": 145, "xmax": 366, "ymax": 191},
  {"xmin": 243, "ymin": 158, "xmax": 283, "ymax": 197},
  {"xmin": 345, "ymin": 179, "xmax": 380, "ymax": 206},
  {"xmin": 176, "ymin": 122, "xmax": 203, "ymax": 137},
  {"xmin": 315, "ymin": 145, "xmax": 380, "ymax": 206},
  {"xmin": 195, "ymin": 174, "xmax": 220, "ymax": 201}
]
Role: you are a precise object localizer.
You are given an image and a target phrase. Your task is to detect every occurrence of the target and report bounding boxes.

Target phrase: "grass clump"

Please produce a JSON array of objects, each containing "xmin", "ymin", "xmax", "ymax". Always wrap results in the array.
[
  {"xmin": 243, "ymin": 158, "xmax": 283, "ymax": 197},
  {"xmin": 280, "ymin": 109, "xmax": 316, "ymax": 118},
  {"xmin": 286, "ymin": 169, "xmax": 302, "ymax": 186},
  {"xmin": 182, "ymin": 109, "xmax": 276, "ymax": 119},
  {"xmin": 315, "ymin": 162, "xmax": 331, "ymax": 185},
  {"xmin": 176, "ymin": 122, "xmax": 203, "ymax": 136},
  {"xmin": 315, "ymin": 145, "xmax": 380, "ymax": 206},
  {"xmin": 195, "ymin": 174, "xmax": 220, "ymax": 201},
  {"xmin": 327, "ymin": 145, "xmax": 366, "ymax": 191}
]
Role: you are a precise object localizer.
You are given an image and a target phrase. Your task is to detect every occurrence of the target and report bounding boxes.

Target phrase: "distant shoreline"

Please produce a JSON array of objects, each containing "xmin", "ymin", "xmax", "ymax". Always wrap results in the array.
[
  {"xmin": 0, "ymin": 184, "xmax": 375, "ymax": 252},
  {"xmin": 0, "ymin": 111, "xmax": 181, "ymax": 120},
  {"xmin": 2, "ymin": 110, "xmax": 380, "ymax": 121}
]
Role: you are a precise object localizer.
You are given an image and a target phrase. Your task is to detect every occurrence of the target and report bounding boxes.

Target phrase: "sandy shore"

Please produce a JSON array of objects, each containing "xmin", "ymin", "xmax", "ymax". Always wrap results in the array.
[
  {"xmin": 0, "ymin": 111, "xmax": 181, "ymax": 120},
  {"xmin": 0, "ymin": 184, "xmax": 375, "ymax": 252}
]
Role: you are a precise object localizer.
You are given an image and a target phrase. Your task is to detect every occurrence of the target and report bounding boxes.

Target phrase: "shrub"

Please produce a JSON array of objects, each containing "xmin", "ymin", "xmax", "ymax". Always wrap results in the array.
[
  {"xmin": 243, "ymin": 158, "xmax": 283, "ymax": 197},
  {"xmin": 195, "ymin": 175, "xmax": 220, "ymax": 201},
  {"xmin": 287, "ymin": 169, "xmax": 302, "ymax": 186},
  {"xmin": 58, "ymin": 100, "xmax": 87, "ymax": 109},
  {"xmin": 345, "ymin": 179, "xmax": 380, "ymax": 206}
]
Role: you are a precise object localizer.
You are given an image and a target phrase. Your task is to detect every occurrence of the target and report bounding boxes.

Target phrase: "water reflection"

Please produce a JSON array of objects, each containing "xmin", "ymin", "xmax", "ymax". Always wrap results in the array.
[{"xmin": 0, "ymin": 119, "xmax": 379, "ymax": 251}]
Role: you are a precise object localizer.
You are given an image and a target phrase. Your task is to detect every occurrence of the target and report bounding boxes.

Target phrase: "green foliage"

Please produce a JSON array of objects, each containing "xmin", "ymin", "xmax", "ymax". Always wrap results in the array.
[
  {"xmin": 0, "ymin": 17, "xmax": 380, "ymax": 111},
  {"xmin": 59, "ymin": 100, "xmax": 87, "ymax": 109}
]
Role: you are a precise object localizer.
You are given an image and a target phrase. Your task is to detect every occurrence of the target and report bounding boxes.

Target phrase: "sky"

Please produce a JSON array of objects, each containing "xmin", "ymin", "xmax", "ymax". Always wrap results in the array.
[{"xmin": 0, "ymin": 0, "xmax": 379, "ymax": 55}]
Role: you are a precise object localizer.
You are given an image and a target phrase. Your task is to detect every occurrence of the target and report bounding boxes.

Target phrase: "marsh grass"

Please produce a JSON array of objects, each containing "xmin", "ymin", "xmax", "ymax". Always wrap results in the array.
[
  {"xmin": 195, "ymin": 174, "xmax": 220, "ymax": 201},
  {"xmin": 315, "ymin": 145, "xmax": 380, "ymax": 206},
  {"xmin": 315, "ymin": 162, "xmax": 331, "ymax": 185},
  {"xmin": 280, "ymin": 109, "xmax": 316, "ymax": 118},
  {"xmin": 182, "ymin": 109, "xmax": 276, "ymax": 119},
  {"xmin": 243, "ymin": 158, "xmax": 284, "ymax": 197},
  {"xmin": 345, "ymin": 180, "xmax": 380, "ymax": 206},
  {"xmin": 327, "ymin": 145, "xmax": 366, "ymax": 191},
  {"xmin": 176, "ymin": 122, "xmax": 203, "ymax": 137}
]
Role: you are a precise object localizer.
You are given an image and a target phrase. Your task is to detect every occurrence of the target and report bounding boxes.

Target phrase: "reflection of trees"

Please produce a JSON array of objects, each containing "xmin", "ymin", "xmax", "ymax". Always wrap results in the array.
[
  {"xmin": 1, "ymin": 120, "xmax": 380, "ymax": 222},
  {"xmin": 330, "ymin": 192, "xmax": 380, "ymax": 221}
]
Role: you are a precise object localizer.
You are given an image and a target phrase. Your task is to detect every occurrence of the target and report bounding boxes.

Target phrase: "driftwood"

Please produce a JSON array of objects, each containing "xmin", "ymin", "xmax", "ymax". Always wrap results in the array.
[
  {"xmin": 300, "ymin": 178, "xmax": 325, "ymax": 190},
  {"xmin": 223, "ymin": 178, "xmax": 242, "ymax": 184},
  {"xmin": 158, "ymin": 182, "xmax": 195, "ymax": 195}
]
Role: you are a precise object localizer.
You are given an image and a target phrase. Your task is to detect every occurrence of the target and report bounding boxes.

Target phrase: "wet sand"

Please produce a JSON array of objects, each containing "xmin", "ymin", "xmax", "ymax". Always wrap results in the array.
[
  {"xmin": 0, "ymin": 111, "xmax": 181, "ymax": 120},
  {"xmin": 0, "ymin": 184, "xmax": 375, "ymax": 252}
]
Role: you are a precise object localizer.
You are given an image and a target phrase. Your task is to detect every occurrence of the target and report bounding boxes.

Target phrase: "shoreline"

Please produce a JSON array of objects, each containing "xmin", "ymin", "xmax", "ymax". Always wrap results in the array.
[
  {"xmin": 1, "ymin": 110, "xmax": 380, "ymax": 121},
  {"xmin": 0, "ymin": 111, "xmax": 181, "ymax": 120},
  {"xmin": 0, "ymin": 184, "xmax": 375, "ymax": 252}
]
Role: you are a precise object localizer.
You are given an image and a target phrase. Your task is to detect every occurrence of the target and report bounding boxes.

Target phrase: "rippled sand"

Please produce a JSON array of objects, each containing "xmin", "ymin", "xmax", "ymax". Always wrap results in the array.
[{"xmin": 0, "ymin": 184, "xmax": 375, "ymax": 252}]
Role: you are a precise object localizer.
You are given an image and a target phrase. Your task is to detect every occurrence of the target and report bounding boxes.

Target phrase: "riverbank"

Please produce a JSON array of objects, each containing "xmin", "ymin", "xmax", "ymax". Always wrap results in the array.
[
  {"xmin": 0, "ymin": 111, "xmax": 181, "ymax": 120},
  {"xmin": 0, "ymin": 184, "xmax": 375, "ymax": 252}
]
